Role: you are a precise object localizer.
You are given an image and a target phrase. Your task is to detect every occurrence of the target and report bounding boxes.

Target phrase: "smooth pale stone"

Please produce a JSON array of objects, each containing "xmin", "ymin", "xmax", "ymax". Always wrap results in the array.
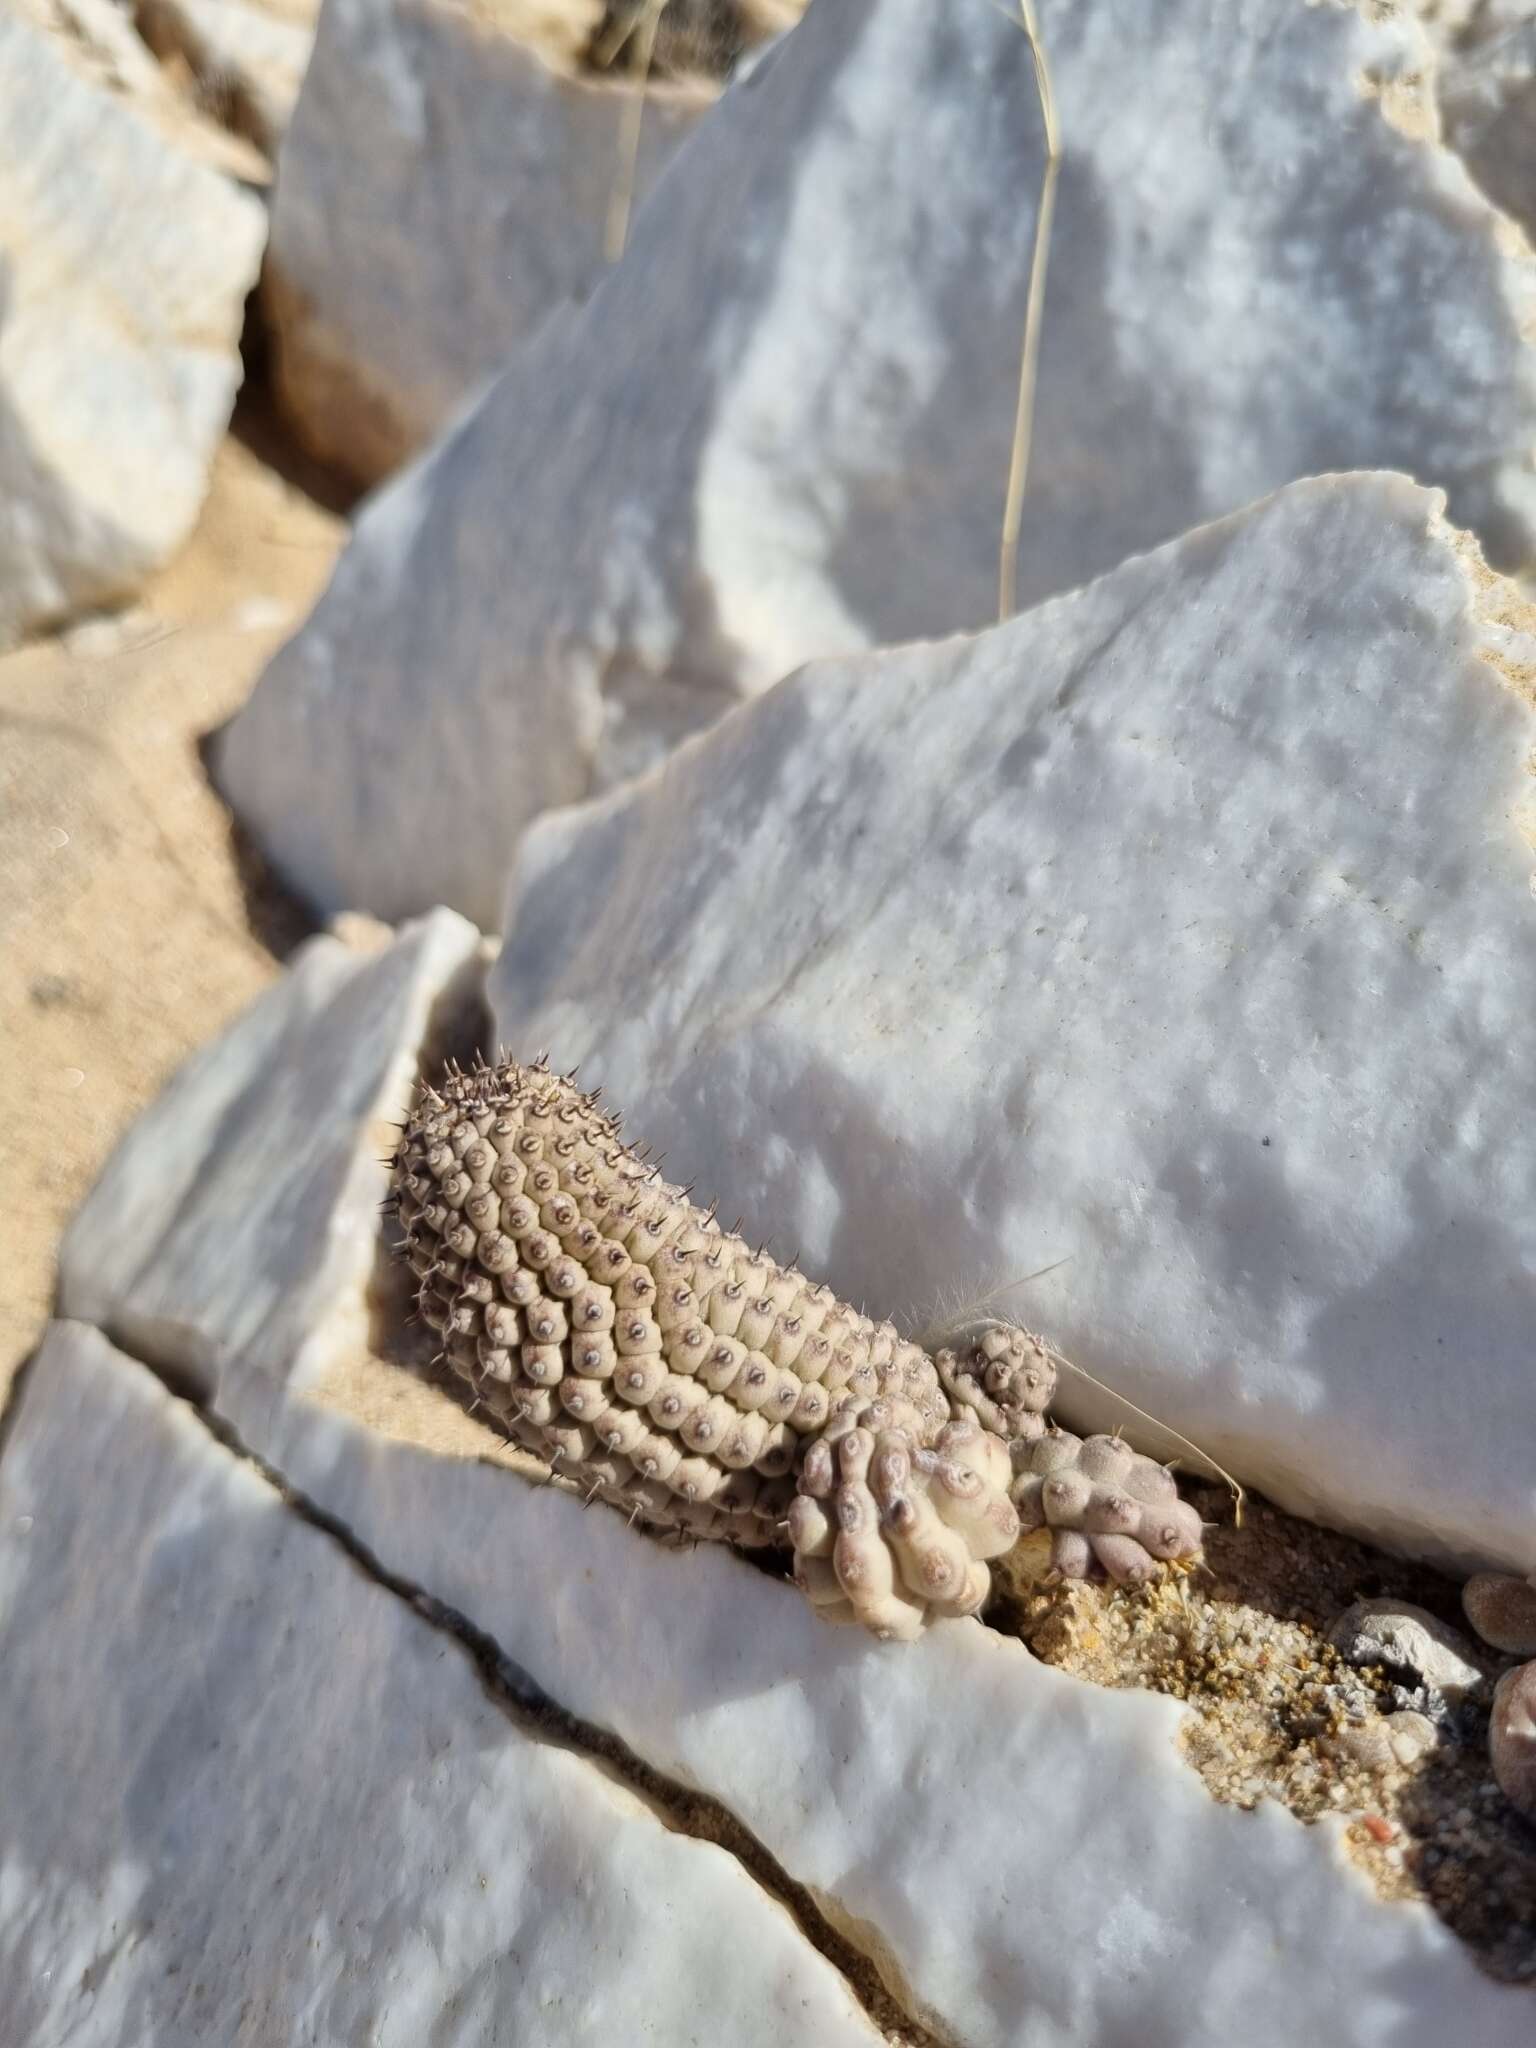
[
  {"xmin": 1490, "ymin": 1662, "xmax": 1536, "ymax": 1819},
  {"xmin": 1464, "ymin": 1571, "xmax": 1536, "ymax": 1656},
  {"xmin": 136, "ymin": 0, "xmax": 321, "ymax": 157},
  {"xmin": 0, "ymin": 9, "xmax": 266, "ymax": 647},
  {"xmin": 56, "ymin": 909, "xmax": 482, "ymax": 1401},
  {"xmin": 219, "ymin": 0, "xmax": 1536, "ymax": 926},
  {"xmin": 0, "ymin": 1324, "xmax": 880, "ymax": 2048},
  {"xmin": 261, "ymin": 0, "xmax": 711, "ymax": 485},
  {"xmin": 170, "ymin": 1371, "xmax": 1532, "ymax": 2048},
  {"xmin": 488, "ymin": 473, "xmax": 1536, "ymax": 1577}
]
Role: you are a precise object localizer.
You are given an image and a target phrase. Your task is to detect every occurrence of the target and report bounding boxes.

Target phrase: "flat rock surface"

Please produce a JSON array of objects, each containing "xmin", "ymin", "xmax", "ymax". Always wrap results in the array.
[
  {"xmin": 262, "ymin": 0, "xmax": 710, "ymax": 484},
  {"xmin": 226, "ymin": 1393, "xmax": 1536, "ymax": 2048},
  {"xmin": 0, "ymin": 1322, "xmax": 880, "ymax": 2048},
  {"xmin": 222, "ymin": 0, "xmax": 1536, "ymax": 925},
  {"xmin": 488, "ymin": 472, "xmax": 1536, "ymax": 1577},
  {"xmin": 0, "ymin": 7, "xmax": 267, "ymax": 646},
  {"xmin": 58, "ymin": 908, "xmax": 482, "ymax": 1398},
  {"xmin": 16, "ymin": 1323, "xmax": 1530, "ymax": 2047}
]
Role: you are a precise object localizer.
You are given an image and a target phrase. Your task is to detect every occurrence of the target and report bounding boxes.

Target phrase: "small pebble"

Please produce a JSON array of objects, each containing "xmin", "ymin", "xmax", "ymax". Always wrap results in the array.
[
  {"xmin": 1328, "ymin": 1712, "xmax": 1436, "ymax": 1771},
  {"xmin": 1463, "ymin": 1573, "xmax": 1536, "ymax": 1659},
  {"xmin": 1385, "ymin": 1711, "xmax": 1438, "ymax": 1766},
  {"xmin": 1490, "ymin": 1663, "xmax": 1536, "ymax": 1821},
  {"xmin": 1330, "ymin": 1599, "xmax": 1482, "ymax": 1699}
]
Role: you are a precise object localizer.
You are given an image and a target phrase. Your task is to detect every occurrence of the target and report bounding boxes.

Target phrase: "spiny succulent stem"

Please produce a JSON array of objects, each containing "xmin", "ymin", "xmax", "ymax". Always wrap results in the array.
[{"xmin": 388, "ymin": 1057, "xmax": 1206, "ymax": 1638}]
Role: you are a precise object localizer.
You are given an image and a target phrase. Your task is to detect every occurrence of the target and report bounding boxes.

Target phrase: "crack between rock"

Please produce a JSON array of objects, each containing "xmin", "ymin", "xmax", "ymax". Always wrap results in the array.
[{"xmin": 71, "ymin": 1324, "xmax": 956, "ymax": 2048}]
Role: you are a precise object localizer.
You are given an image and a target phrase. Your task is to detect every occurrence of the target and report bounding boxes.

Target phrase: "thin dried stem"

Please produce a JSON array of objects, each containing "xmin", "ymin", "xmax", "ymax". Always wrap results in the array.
[
  {"xmin": 915, "ymin": 1256, "xmax": 1246, "ymax": 1526},
  {"xmin": 909, "ymin": 1258, "xmax": 1073, "ymax": 1349},
  {"xmin": 1044, "ymin": 1343, "xmax": 1248, "ymax": 1526},
  {"xmin": 605, "ymin": 0, "xmax": 668, "ymax": 263},
  {"xmin": 998, "ymin": 0, "xmax": 1061, "ymax": 621}
]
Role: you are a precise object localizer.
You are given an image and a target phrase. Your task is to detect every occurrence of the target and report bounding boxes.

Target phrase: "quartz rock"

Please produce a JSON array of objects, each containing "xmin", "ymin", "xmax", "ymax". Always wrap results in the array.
[
  {"xmin": 0, "ymin": 1323, "xmax": 880, "ymax": 2048},
  {"xmin": 488, "ymin": 473, "xmax": 1536, "ymax": 1579},
  {"xmin": 220, "ymin": 0, "xmax": 1536, "ymax": 925},
  {"xmin": 261, "ymin": 0, "xmax": 711, "ymax": 485},
  {"xmin": 1330, "ymin": 1601, "xmax": 1485, "ymax": 1701},
  {"xmin": 16, "ymin": 1324, "xmax": 1531, "ymax": 2045},
  {"xmin": 1328, "ymin": 1711, "xmax": 1441, "ymax": 1769},
  {"xmin": 57, "ymin": 908, "xmax": 482, "ymax": 1399},
  {"xmin": 0, "ymin": 6, "xmax": 266, "ymax": 646}
]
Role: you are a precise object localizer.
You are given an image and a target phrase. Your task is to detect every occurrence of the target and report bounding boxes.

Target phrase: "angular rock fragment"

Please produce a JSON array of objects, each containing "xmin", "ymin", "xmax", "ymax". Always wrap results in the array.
[
  {"xmin": 1330, "ymin": 1600, "xmax": 1485, "ymax": 1701},
  {"xmin": 0, "ymin": 7, "xmax": 266, "ymax": 645},
  {"xmin": 0, "ymin": 1323, "xmax": 881, "ymax": 2048},
  {"xmin": 490, "ymin": 472, "xmax": 1536, "ymax": 1577},
  {"xmin": 57, "ymin": 908, "xmax": 482, "ymax": 1398},
  {"xmin": 1464, "ymin": 1571, "xmax": 1536, "ymax": 1657},
  {"xmin": 25, "ymin": 1326, "xmax": 1531, "ymax": 2046},
  {"xmin": 222, "ymin": 0, "xmax": 1536, "ymax": 924},
  {"xmin": 1327, "ymin": 1710, "xmax": 1441, "ymax": 1770},
  {"xmin": 261, "ymin": 0, "xmax": 712, "ymax": 486}
]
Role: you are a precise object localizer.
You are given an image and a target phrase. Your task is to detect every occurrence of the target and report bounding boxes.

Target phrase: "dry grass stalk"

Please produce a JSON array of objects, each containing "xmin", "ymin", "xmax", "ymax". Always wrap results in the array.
[
  {"xmin": 604, "ymin": 0, "xmax": 669, "ymax": 261},
  {"xmin": 999, "ymin": 0, "xmax": 1061, "ymax": 621}
]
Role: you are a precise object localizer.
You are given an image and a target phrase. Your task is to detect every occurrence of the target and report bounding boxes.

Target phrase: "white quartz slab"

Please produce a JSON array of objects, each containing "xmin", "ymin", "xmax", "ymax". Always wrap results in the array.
[
  {"xmin": 220, "ymin": 0, "xmax": 1536, "ymax": 924},
  {"xmin": 0, "ymin": 1323, "xmax": 880, "ymax": 2048},
  {"xmin": 217, "ymin": 1357, "xmax": 1536, "ymax": 2048},
  {"xmin": 263, "ymin": 0, "xmax": 709, "ymax": 482},
  {"xmin": 57, "ymin": 909, "xmax": 482, "ymax": 1398},
  {"xmin": 488, "ymin": 472, "xmax": 1536, "ymax": 1579},
  {"xmin": 0, "ymin": 7, "xmax": 266, "ymax": 644}
]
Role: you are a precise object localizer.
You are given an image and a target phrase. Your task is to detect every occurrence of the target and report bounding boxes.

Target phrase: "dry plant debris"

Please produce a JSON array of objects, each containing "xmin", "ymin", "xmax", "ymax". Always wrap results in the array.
[{"xmin": 994, "ymin": 1488, "xmax": 1536, "ymax": 1982}]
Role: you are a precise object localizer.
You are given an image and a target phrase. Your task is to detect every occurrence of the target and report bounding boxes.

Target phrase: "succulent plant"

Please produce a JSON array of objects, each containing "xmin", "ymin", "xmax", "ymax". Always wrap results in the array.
[{"xmin": 388, "ymin": 1055, "xmax": 1204, "ymax": 1639}]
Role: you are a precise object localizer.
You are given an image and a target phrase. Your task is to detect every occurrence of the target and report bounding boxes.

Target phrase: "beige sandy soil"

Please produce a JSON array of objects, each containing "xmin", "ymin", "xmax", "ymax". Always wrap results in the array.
[{"xmin": 0, "ymin": 412, "xmax": 345, "ymax": 1397}]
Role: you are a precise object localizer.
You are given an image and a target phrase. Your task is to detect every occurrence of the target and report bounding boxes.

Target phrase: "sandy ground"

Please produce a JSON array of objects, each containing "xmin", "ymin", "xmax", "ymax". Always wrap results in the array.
[{"xmin": 0, "ymin": 409, "xmax": 345, "ymax": 1397}]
